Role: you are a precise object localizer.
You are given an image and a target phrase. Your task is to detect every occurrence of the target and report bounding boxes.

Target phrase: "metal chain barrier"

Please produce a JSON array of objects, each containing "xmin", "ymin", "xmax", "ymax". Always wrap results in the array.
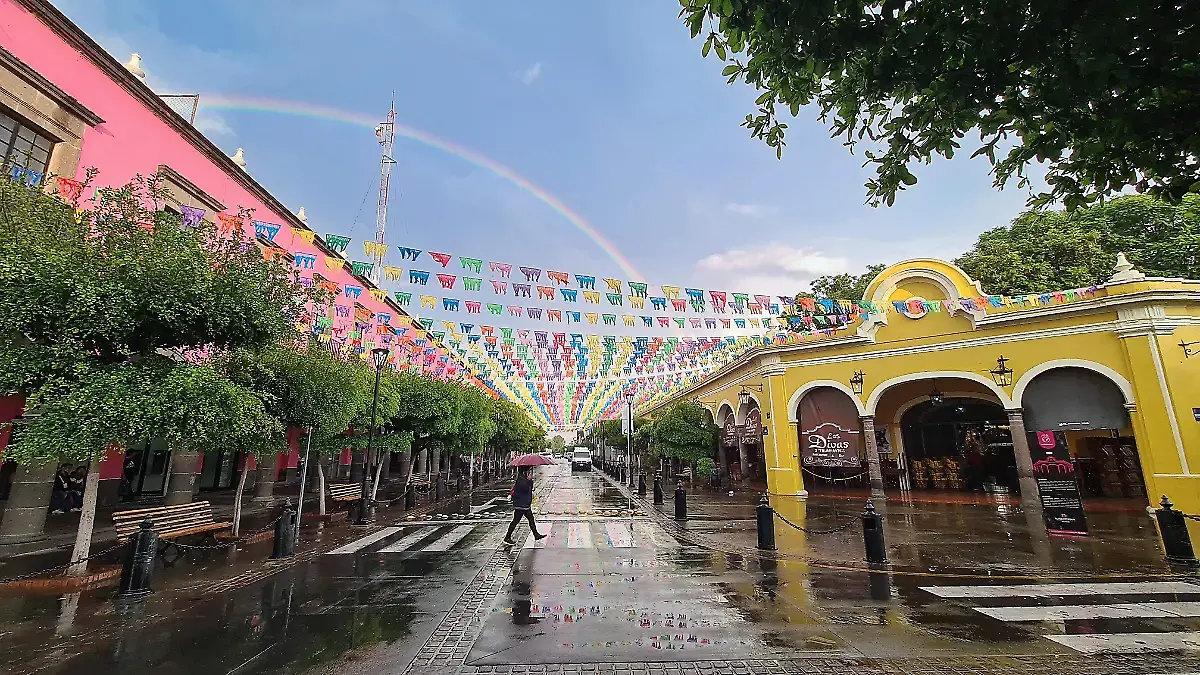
[
  {"xmin": 0, "ymin": 542, "xmax": 125, "ymax": 585},
  {"xmin": 773, "ymin": 509, "xmax": 860, "ymax": 536}
]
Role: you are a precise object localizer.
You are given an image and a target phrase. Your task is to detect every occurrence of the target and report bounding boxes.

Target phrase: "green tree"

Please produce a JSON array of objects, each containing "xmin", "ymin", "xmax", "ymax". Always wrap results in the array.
[
  {"xmin": 955, "ymin": 194, "xmax": 1200, "ymax": 294},
  {"xmin": 650, "ymin": 401, "xmax": 716, "ymax": 463},
  {"xmin": 550, "ymin": 435, "xmax": 566, "ymax": 453},
  {"xmin": 680, "ymin": 0, "xmax": 1200, "ymax": 209},
  {"xmin": 0, "ymin": 174, "xmax": 313, "ymax": 562},
  {"xmin": 807, "ymin": 264, "xmax": 887, "ymax": 300}
]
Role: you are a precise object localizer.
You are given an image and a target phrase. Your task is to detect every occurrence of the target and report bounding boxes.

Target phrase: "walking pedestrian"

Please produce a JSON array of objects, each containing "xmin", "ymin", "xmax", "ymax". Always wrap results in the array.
[{"xmin": 504, "ymin": 466, "xmax": 545, "ymax": 545}]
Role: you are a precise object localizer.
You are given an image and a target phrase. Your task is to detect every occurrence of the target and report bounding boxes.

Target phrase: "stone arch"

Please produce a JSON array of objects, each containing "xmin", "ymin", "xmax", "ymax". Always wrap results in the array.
[
  {"xmin": 1012, "ymin": 359, "xmax": 1134, "ymax": 408},
  {"xmin": 787, "ymin": 379, "xmax": 867, "ymax": 422},
  {"xmin": 716, "ymin": 402, "xmax": 735, "ymax": 426},
  {"xmin": 865, "ymin": 371, "xmax": 1013, "ymax": 415}
]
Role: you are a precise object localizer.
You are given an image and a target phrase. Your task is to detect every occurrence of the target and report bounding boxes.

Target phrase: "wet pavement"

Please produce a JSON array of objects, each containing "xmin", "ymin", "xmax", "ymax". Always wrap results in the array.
[{"xmin": 2, "ymin": 464, "xmax": 1199, "ymax": 675}]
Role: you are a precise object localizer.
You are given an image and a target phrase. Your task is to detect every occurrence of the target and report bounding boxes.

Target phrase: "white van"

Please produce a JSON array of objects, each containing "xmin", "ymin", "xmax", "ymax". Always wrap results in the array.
[{"xmin": 571, "ymin": 447, "xmax": 592, "ymax": 472}]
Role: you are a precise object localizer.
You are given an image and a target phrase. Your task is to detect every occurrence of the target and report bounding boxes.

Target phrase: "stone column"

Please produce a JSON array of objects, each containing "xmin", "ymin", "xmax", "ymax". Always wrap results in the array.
[
  {"xmin": 253, "ymin": 454, "xmax": 277, "ymax": 503},
  {"xmin": 736, "ymin": 437, "xmax": 750, "ymax": 485},
  {"xmin": 399, "ymin": 450, "xmax": 412, "ymax": 484},
  {"xmin": 0, "ymin": 460, "xmax": 56, "ymax": 546},
  {"xmin": 1006, "ymin": 409, "xmax": 1043, "ymax": 516},
  {"xmin": 431, "ymin": 447, "xmax": 442, "ymax": 477},
  {"xmin": 860, "ymin": 416, "xmax": 887, "ymax": 499},
  {"xmin": 164, "ymin": 450, "xmax": 201, "ymax": 506},
  {"xmin": 717, "ymin": 444, "xmax": 730, "ymax": 488},
  {"xmin": 416, "ymin": 448, "xmax": 427, "ymax": 475}
]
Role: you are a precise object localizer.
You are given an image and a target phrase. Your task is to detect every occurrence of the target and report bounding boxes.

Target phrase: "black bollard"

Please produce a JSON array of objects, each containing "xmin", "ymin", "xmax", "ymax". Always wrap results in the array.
[
  {"xmin": 756, "ymin": 495, "xmax": 776, "ymax": 550},
  {"xmin": 674, "ymin": 481, "xmax": 687, "ymax": 521},
  {"xmin": 653, "ymin": 476, "xmax": 664, "ymax": 505},
  {"xmin": 620, "ymin": 465, "xmax": 627, "ymax": 483},
  {"xmin": 404, "ymin": 485, "xmax": 415, "ymax": 510},
  {"xmin": 638, "ymin": 473, "xmax": 647, "ymax": 498},
  {"xmin": 862, "ymin": 500, "xmax": 887, "ymax": 565},
  {"xmin": 118, "ymin": 519, "xmax": 158, "ymax": 600},
  {"xmin": 1155, "ymin": 495, "xmax": 1198, "ymax": 564},
  {"xmin": 271, "ymin": 499, "xmax": 297, "ymax": 559}
]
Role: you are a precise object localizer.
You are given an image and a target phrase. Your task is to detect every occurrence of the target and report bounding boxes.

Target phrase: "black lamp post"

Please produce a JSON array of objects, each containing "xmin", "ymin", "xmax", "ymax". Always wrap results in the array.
[
  {"xmin": 354, "ymin": 347, "xmax": 390, "ymax": 525},
  {"xmin": 625, "ymin": 392, "xmax": 635, "ymax": 487}
]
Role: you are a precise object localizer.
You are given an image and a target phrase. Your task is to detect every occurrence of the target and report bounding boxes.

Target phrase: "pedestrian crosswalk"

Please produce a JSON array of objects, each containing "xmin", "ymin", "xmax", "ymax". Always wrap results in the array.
[
  {"xmin": 920, "ymin": 580, "xmax": 1200, "ymax": 654},
  {"xmin": 325, "ymin": 519, "xmax": 666, "ymax": 556}
]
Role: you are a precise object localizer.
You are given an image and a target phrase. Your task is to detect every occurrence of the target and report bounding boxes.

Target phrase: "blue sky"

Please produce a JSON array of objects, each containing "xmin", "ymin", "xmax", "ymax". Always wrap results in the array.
[{"xmin": 54, "ymin": 0, "xmax": 1046, "ymax": 303}]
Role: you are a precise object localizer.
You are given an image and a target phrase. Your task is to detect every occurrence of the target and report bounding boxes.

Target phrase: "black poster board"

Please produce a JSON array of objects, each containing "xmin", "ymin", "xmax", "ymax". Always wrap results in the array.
[{"xmin": 1030, "ymin": 430, "xmax": 1089, "ymax": 535}]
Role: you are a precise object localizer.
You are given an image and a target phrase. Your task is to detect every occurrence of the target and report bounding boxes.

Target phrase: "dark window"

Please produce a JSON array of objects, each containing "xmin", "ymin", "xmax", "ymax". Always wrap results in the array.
[{"xmin": 0, "ymin": 107, "xmax": 54, "ymax": 176}]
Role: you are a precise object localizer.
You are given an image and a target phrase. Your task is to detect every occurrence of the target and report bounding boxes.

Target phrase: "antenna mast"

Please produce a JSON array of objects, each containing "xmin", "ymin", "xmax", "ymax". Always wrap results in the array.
[{"xmin": 371, "ymin": 95, "xmax": 396, "ymax": 284}]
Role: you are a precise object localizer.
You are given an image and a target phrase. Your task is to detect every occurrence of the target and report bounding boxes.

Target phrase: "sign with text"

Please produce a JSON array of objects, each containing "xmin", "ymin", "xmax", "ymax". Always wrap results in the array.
[
  {"xmin": 1031, "ymin": 430, "xmax": 1089, "ymax": 536},
  {"xmin": 799, "ymin": 388, "xmax": 862, "ymax": 467},
  {"xmin": 722, "ymin": 414, "xmax": 739, "ymax": 447},
  {"xmin": 741, "ymin": 409, "xmax": 762, "ymax": 445}
]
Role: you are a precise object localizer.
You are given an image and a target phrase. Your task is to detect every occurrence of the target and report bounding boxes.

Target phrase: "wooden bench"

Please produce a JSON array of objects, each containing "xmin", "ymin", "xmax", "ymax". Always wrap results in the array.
[
  {"xmin": 411, "ymin": 475, "xmax": 431, "ymax": 492},
  {"xmin": 112, "ymin": 501, "xmax": 231, "ymax": 561},
  {"xmin": 328, "ymin": 483, "xmax": 361, "ymax": 511}
]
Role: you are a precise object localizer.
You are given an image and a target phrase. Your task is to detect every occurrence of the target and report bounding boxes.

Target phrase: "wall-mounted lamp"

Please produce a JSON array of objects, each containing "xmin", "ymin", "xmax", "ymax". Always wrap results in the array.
[
  {"xmin": 989, "ymin": 355, "xmax": 1014, "ymax": 386},
  {"xmin": 849, "ymin": 370, "xmax": 865, "ymax": 395},
  {"xmin": 1180, "ymin": 340, "xmax": 1198, "ymax": 358},
  {"xmin": 738, "ymin": 384, "xmax": 763, "ymax": 407},
  {"xmin": 929, "ymin": 386, "xmax": 944, "ymax": 406}
]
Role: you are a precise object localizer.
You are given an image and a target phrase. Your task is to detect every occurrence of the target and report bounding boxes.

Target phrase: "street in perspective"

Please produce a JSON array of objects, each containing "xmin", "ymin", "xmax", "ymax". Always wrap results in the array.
[{"xmin": 1, "ymin": 1, "xmax": 1199, "ymax": 674}]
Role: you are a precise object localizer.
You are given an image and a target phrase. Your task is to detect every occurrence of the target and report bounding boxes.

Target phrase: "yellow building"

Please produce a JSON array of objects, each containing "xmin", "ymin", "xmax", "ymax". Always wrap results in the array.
[{"xmin": 649, "ymin": 256, "xmax": 1200, "ymax": 519}]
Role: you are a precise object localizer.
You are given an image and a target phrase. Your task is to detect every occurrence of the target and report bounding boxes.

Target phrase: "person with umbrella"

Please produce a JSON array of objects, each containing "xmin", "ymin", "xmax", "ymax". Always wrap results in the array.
[{"xmin": 505, "ymin": 455, "xmax": 553, "ymax": 545}]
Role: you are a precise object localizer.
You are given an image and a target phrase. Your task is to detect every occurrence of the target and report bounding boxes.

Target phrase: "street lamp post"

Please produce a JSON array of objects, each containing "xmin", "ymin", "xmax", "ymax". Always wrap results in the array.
[
  {"xmin": 625, "ymin": 392, "xmax": 635, "ymax": 488},
  {"xmin": 355, "ymin": 347, "xmax": 390, "ymax": 525}
]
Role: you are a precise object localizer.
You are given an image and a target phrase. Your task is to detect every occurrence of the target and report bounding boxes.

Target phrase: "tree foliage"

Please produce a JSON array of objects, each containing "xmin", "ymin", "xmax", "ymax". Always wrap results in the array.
[
  {"xmin": 550, "ymin": 435, "xmax": 566, "ymax": 453},
  {"xmin": 956, "ymin": 194, "xmax": 1200, "ymax": 294},
  {"xmin": 805, "ymin": 263, "xmax": 887, "ymax": 301},
  {"xmin": 681, "ymin": 0, "xmax": 1200, "ymax": 209},
  {"xmin": 650, "ymin": 401, "xmax": 717, "ymax": 463},
  {"xmin": 0, "ymin": 175, "xmax": 312, "ymax": 462}
]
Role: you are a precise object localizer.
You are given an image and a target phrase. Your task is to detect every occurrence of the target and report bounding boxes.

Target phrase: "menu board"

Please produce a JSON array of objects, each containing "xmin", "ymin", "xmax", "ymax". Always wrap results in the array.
[
  {"xmin": 1030, "ymin": 430, "xmax": 1089, "ymax": 535},
  {"xmin": 721, "ymin": 414, "xmax": 739, "ymax": 447}
]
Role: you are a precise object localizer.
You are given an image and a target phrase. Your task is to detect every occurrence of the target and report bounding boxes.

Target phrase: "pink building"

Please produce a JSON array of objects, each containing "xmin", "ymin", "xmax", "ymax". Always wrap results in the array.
[{"xmin": 0, "ymin": 0, "xmax": 477, "ymax": 546}]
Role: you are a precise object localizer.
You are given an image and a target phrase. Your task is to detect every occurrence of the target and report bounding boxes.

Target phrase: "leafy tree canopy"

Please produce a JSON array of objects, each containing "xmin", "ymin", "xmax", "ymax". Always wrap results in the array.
[
  {"xmin": 550, "ymin": 435, "xmax": 566, "ymax": 452},
  {"xmin": 650, "ymin": 401, "xmax": 716, "ymax": 462},
  {"xmin": 681, "ymin": 0, "xmax": 1200, "ymax": 209},
  {"xmin": 956, "ymin": 194, "xmax": 1200, "ymax": 294},
  {"xmin": 802, "ymin": 264, "xmax": 887, "ymax": 301}
]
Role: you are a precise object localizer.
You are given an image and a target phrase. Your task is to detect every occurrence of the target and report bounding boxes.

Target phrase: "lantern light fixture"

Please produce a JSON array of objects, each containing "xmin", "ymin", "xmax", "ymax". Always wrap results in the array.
[
  {"xmin": 849, "ymin": 370, "xmax": 865, "ymax": 395},
  {"xmin": 989, "ymin": 355, "xmax": 1014, "ymax": 387}
]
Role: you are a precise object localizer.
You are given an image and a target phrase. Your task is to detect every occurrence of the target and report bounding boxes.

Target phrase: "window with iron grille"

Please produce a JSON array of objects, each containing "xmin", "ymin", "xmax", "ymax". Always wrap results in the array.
[{"xmin": 0, "ymin": 107, "xmax": 54, "ymax": 175}]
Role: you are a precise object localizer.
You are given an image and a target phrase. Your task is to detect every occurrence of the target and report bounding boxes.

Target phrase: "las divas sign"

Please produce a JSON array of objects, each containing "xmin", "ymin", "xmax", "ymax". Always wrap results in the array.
[{"xmin": 798, "ymin": 388, "xmax": 862, "ymax": 468}]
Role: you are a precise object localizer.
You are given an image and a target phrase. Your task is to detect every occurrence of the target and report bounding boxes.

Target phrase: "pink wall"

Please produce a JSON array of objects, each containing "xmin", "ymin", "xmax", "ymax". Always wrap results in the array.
[
  {"xmin": 0, "ymin": 0, "xmax": 456, "ymax": 374},
  {"xmin": 0, "ymin": 393, "xmax": 26, "ymax": 459}
]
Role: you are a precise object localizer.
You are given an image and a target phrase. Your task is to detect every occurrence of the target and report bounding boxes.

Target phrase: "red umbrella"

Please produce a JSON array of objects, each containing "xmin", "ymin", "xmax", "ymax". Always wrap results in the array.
[{"xmin": 511, "ymin": 454, "xmax": 556, "ymax": 467}]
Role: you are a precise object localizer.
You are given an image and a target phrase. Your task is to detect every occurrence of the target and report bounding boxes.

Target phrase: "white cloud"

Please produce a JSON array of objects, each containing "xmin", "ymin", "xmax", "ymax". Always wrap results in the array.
[
  {"xmin": 694, "ymin": 243, "xmax": 850, "ymax": 296},
  {"xmin": 724, "ymin": 202, "xmax": 775, "ymax": 218},
  {"xmin": 519, "ymin": 61, "xmax": 542, "ymax": 85}
]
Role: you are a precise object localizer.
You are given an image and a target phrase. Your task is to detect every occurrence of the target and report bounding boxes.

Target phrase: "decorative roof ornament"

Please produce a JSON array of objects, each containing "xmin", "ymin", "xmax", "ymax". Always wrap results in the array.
[
  {"xmin": 124, "ymin": 53, "xmax": 146, "ymax": 79},
  {"xmin": 296, "ymin": 207, "xmax": 308, "ymax": 224},
  {"xmin": 1107, "ymin": 252, "xmax": 1145, "ymax": 284},
  {"xmin": 230, "ymin": 147, "xmax": 247, "ymax": 169}
]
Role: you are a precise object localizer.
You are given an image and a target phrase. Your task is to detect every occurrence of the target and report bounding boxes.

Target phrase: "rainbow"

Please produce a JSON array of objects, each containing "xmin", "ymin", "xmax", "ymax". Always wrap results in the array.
[{"xmin": 199, "ymin": 93, "xmax": 643, "ymax": 280}]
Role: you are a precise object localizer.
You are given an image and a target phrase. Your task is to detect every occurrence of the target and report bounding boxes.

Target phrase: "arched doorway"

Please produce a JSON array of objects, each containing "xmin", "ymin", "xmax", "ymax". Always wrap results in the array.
[
  {"xmin": 796, "ymin": 386, "xmax": 866, "ymax": 492},
  {"xmin": 716, "ymin": 404, "xmax": 738, "ymax": 484},
  {"xmin": 1020, "ymin": 367, "xmax": 1144, "ymax": 500},
  {"xmin": 737, "ymin": 396, "xmax": 766, "ymax": 486},
  {"xmin": 900, "ymin": 398, "xmax": 1015, "ymax": 493}
]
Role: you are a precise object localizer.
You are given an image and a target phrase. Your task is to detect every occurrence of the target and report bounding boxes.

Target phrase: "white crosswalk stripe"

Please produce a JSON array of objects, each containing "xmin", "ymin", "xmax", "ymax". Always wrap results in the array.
[
  {"xmin": 922, "ymin": 580, "xmax": 1200, "ymax": 654},
  {"xmin": 604, "ymin": 522, "xmax": 634, "ymax": 547},
  {"xmin": 567, "ymin": 522, "xmax": 591, "ymax": 548},
  {"xmin": 325, "ymin": 527, "xmax": 401, "ymax": 555},
  {"xmin": 422, "ymin": 524, "xmax": 475, "ymax": 552},
  {"xmin": 378, "ymin": 526, "xmax": 441, "ymax": 553}
]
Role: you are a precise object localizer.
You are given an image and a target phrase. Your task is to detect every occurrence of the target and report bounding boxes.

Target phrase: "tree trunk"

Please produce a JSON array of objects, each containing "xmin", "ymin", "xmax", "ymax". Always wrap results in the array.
[
  {"xmin": 317, "ymin": 461, "xmax": 327, "ymax": 516},
  {"xmin": 231, "ymin": 461, "xmax": 250, "ymax": 537},
  {"xmin": 0, "ymin": 460, "xmax": 56, "ymax": 547},
  {"xmin": 164, "ymin": 450, "xmax": 201, "ymax": 506},
  {"xmin": 253, "ymin": 454, "xmax": 276, "ymax": 503},
  {"xmin": 67, "ymin": 464, "xmax": 101, "ymax": 576},
  {"xmin": 370, "ymin": 451, "xmax": 387, "ymax": 500}
]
